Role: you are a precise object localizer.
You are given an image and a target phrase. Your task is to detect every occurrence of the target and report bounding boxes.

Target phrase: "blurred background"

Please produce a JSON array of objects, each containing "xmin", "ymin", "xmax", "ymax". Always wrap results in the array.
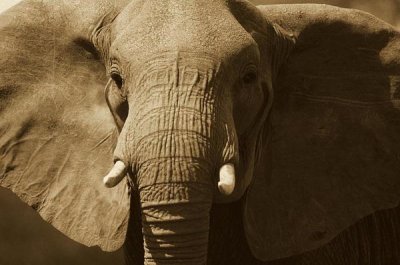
[
  {"xmin": 0, "ymin": 0, "xmax": 399, "ymax": 28},
  {"xmin": 0, "ymin": 0, "xmax": 399, "ymax": 265},
  {"xmin": 253, "ymin": 0, "xmax": 400, "ymax": 28},
  {"xmin": 0, "ymin": 0, "xmax": 21, "ymax": 13}
]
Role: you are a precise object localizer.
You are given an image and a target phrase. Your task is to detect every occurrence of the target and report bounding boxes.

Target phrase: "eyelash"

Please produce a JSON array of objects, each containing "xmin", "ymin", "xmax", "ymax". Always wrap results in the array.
[{"xmin": 110, "ymin": 63, "xmax": 123, "ymax": 89}]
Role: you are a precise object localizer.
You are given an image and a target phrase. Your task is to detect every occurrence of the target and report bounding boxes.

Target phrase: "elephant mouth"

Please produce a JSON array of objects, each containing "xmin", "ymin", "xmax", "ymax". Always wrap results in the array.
[{"xmin": 104, "ymin": 160, "xmax": 236, "ymax": 197}]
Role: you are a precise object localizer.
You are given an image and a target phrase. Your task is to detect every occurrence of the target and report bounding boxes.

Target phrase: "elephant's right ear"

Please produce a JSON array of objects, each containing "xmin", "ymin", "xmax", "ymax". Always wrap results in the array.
[{"xmin": 0, "ymin": 1, "xmax": 131, "ymax": 251}]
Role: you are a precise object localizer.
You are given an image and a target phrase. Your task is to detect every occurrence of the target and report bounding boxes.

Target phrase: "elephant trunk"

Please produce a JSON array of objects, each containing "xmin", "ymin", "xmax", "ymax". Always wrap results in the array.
[
  {"xmin": 140, "ymin": 182, "xmax": 212, "ymax": 265},
  {"xmin": 134, "ymin": 126, "xmax": 214, "ymax": 264},
  {"xmin": 112, "ymin": 57, "xmax": 237, "ymax": 263}
]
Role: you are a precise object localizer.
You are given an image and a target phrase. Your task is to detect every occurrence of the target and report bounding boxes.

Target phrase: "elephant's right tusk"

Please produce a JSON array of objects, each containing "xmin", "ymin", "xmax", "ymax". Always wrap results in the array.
[
  {"xmin": 218, "ymin": 163, "xmax": 236, "ymax": 196},
  {"xmin": 103, "ymin": 160, "xmax": 127, "ymax": 188}
]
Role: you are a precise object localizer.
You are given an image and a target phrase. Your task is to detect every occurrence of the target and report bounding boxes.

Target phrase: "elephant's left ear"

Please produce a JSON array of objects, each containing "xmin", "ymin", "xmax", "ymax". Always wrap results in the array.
[
  {"xmin": 244, "ymin": 4, "xmax": 400, "ymax": 261},
  {"xmin": 0, "ymin": 1, "xmax": 130, "ymax": 251}
]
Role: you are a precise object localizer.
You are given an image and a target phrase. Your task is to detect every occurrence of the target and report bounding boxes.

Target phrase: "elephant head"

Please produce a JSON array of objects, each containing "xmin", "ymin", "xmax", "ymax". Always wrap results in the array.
[{"xmin": 1, "ymin": 0, "xmax": 400, "ymax": 264}]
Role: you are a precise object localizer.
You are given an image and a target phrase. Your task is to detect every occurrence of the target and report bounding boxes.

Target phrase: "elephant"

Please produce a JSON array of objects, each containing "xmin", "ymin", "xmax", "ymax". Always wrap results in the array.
[{"xmin": 1, "ymin": 0, "xmax": 400, "ymax": 264}]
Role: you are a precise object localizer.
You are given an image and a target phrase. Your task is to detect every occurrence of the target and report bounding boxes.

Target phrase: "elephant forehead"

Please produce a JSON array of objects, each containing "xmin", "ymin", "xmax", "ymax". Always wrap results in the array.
[
  {"xmin": 134, "ymin": 53, "xmax": 220, "ymax": 86},
  {"xmin": 111, "ymin": 0, "xmax": 255, "ymax": 63}
]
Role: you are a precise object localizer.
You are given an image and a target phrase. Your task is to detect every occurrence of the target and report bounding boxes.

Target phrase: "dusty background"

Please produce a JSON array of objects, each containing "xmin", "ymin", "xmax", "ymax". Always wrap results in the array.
[
  {"xmin": 0, "ymin": 0, "xmax": 399, "ymax": 265},
  {"xmin": 0, "ymin": 0, "xmax": 21, "ymax": 13},
  {"xmin": 253, "ymin": 0, "xmax": 400, "ymax": 28}
]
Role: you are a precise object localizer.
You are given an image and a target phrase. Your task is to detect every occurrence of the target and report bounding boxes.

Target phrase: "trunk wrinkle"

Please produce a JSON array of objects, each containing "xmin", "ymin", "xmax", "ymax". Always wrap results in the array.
[
  {"xmin": 121, "ymin": 56, "xmax": 237, "ymax": 265},
  {"xmin": 140, "ymin": 182, "xmax": 211, "ymax": 265}
]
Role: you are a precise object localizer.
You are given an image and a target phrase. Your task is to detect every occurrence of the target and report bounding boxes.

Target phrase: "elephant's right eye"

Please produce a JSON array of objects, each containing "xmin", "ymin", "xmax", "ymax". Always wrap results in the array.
[{"xmin": 111, "ymin": 72, "xmax": 123, "ymax": 90}]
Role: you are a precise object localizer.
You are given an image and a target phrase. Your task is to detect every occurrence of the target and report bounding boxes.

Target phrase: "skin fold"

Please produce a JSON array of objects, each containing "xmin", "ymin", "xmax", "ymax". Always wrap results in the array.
[
  {"xmin": 95, "ymin": 1, "xmax": 275, "ymax": 263},
  {"xmin": 1, "ymin": 1, "xmax": 400, "ymax": 265}
]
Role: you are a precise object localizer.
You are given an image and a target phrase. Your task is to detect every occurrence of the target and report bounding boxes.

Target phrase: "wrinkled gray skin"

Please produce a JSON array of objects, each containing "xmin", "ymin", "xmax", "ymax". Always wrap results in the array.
[
  {"xmin": 0, "ymin": 1, "xmax": 285, "ymax": 264},
  {"xmin": 1, "ymin": 0, "xmax": 400, "ymax": 265},
  {"xmin": 97, "ymin": 1, "xmax": 273, "ymax": 263}
]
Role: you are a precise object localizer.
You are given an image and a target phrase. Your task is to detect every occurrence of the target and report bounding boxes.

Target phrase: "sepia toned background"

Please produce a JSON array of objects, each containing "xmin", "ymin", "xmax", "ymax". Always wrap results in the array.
[
  {"xmin": 253, "ymin": 0, "xmax": 400, "ymax": 28},
  {"xmin": 0, "ymin": 0, "xmax": 399, "ymax": 28},
  {"xmin": 0, "ymin": 0, "xmax": 399, "ymax": 265}
]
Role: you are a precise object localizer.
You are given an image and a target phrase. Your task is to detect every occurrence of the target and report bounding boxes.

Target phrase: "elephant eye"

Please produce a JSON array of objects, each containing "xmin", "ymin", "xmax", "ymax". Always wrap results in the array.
[
  {"xmin": 242, "ymin": 65, "xmax": 258, "ymax": 85},
  {"xmin": 111, "ymin": 72, "xmax": 123, "ymax": 89},
  {"xmin": 242, "ymin": 72, "xmax": 257, "ymax": 85}
]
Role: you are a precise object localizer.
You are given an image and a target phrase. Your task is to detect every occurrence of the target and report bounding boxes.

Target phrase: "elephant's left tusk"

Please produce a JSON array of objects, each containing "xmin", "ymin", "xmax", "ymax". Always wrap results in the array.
[
  {"xmin": 218, "ymin": 163, "xmax": 235, "ymax": 196},
  {"xmin": 103, "ymin": 160, "xmax": 127, "ymax": 188}
]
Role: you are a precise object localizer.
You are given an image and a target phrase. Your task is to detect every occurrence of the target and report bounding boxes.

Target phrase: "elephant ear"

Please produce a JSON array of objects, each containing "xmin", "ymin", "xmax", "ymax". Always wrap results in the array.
[
  {"xmin": 0, "ymin": 1, "xmax": 130, "ymax": 251},
  {"xmin": 244, "ymin": 4, "xmax": 400, "ymax": 261}
]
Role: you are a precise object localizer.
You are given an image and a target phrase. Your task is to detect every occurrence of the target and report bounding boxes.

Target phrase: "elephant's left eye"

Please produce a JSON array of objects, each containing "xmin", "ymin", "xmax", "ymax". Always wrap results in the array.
[
  {"xmin": 241, "ymin": 65, "xmax": 258, "ymax": 85},
  {"xmin": 242, "ymin": 72, "xmax": 257, "ymax": 85}
]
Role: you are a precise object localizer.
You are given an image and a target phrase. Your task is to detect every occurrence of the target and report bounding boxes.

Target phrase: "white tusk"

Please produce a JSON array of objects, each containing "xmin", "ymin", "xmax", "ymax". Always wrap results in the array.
[
  {"xmin": 218, "ymin": 163, "xmax": 236, "ymax": 196},
  {"xmin": 103, "ymin": 161, "xmax": 127, "ymax": 188}
]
